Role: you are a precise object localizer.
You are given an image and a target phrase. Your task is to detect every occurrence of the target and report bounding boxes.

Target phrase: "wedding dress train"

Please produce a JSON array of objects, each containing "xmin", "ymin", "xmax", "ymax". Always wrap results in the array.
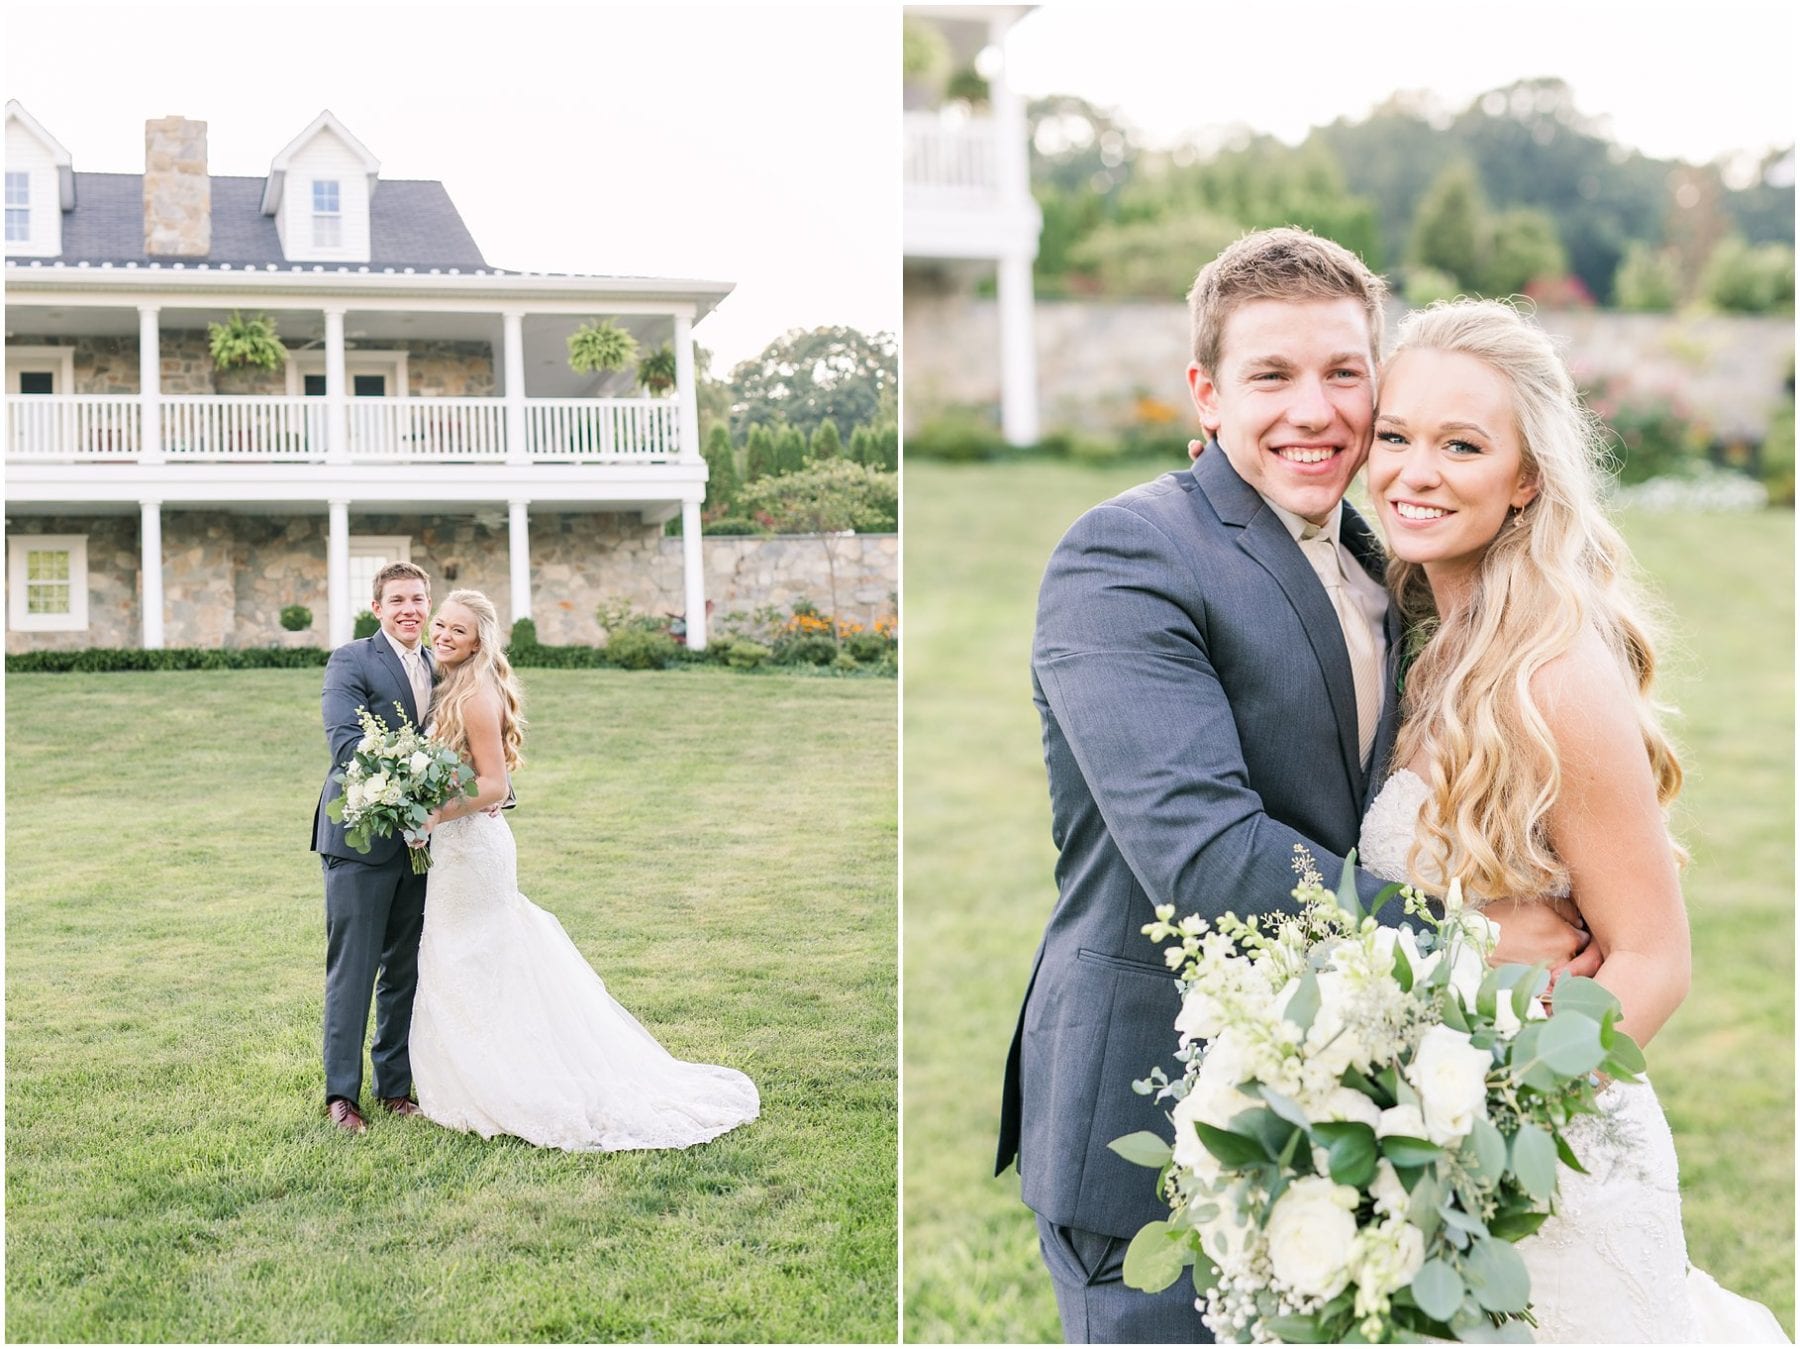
[
  {"xmin": 1360, "ymin": 769, "xmax": 1785, "ymax": 1343},
  {"xmin": 410, "ymin": 811, "xmax": 759, "ymax": 1151}
]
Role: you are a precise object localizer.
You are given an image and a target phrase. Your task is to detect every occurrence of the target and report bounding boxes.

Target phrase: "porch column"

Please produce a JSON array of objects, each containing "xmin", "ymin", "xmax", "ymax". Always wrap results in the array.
[
  {"xmin": 502, "ymin": 309, "xmax": 529, "ymax": 464},
  {"xmin": 674, "ymin": 312, "xmax": 701, "ymax": 464},
  {"xmin": 508, "ymin": 498, "xmax": 531, "ymax": 626},
  {"xmin": 140, "ymin": 499, "xmax": 164, "ymax": 649},
  {"xmin": 138, "ymin": 305, "xmax": 163, "ymax": 463},
  {"xmin": 681, "ymin": 499, "xmax": 707, "ymax": 651},
  {"xmin": 996, "ymin": 251, "xmax": 1039, "ymax": 446},
  {"xmin": 327, "ymin": 499, "xmax": 351, "ymax": 646},
  {"xmin": 323, "ymin": 306, "xmax": 350, "ymax": 465}
]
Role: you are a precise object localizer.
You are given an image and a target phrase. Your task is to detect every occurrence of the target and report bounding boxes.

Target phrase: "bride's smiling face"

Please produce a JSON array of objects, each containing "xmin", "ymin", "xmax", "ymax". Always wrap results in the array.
[
  {"xmin": 430, "ymin": 601, "xmax": 481, "ymax": 669},
  {"xmin": 1368, "ymin": 348, "xmax": 1539, "ymax": 596}
]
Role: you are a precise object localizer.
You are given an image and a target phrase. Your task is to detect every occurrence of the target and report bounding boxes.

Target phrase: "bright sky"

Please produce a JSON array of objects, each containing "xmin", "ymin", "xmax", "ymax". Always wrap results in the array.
[
  {"xmin": 1007, "ymin": 3, "xmax": 1797, "ymax": 175},
  {"xmin": 2, "ymin": 4, "xmax": 900, "ymax": 371}
]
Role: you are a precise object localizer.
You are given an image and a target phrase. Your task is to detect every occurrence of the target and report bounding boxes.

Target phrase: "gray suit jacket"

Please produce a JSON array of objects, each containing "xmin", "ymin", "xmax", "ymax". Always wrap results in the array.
[
  {"xmin": 311, "ymin": 633, "xmax": 436, "ymax": 865},
  {"xmin": 997, "ymin": 446, "xmax": 1406, "ymax": 1240}
]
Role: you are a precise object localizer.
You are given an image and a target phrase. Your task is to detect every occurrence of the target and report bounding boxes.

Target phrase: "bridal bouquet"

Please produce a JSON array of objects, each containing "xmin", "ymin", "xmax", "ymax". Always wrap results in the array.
[
  {"xmin": 324, "ymin": 703, "xmax": 478, "ymax": 874},
  {"xmin": 1114, "ymin": 849, "xmax": 1645, "ymax": 1343}
]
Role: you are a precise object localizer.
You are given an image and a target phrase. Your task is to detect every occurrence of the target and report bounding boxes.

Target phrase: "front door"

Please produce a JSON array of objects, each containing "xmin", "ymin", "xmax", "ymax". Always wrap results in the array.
[{"xmin": 304, "ymin": 372, "xmax": 393, "ymax": 455}]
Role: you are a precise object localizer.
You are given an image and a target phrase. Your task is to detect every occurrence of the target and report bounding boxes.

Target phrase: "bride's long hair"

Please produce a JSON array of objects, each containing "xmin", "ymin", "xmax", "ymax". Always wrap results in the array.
[
  {"xmin": 1386, "ymin": 300, "xmax": 1683, "ymax": 899},
  {"xmin": 429, "ymin": 588, "xmax": 525, "ymax": 774}
]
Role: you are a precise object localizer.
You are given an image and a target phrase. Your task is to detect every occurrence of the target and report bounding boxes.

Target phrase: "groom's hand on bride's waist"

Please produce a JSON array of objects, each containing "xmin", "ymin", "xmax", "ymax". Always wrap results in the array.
[{"xmin": 1482, "ymin": 894, "xmax": 1593, "ymax": 973}]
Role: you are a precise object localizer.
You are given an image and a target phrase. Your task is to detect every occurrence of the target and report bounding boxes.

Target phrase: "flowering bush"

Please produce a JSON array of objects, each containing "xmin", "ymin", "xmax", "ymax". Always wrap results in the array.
[{"xmin": 1116, "ymin": 849, "xmax": 1645, "ymax": 1342}]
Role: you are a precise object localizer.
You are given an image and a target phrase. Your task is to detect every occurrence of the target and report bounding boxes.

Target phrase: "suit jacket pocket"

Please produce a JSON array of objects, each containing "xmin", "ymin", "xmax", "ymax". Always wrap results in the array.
[{"xmin": 1075, "ymin": 947, "xmax": 1170, "ymax": 978}]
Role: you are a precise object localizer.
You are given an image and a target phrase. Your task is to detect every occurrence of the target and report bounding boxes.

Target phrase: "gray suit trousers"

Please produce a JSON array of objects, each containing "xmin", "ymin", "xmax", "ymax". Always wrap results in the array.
[
  {"xmin": 322, "ymin": 851, "xmax": 427, "ymax": 1103},
  {"xmin": 1038, "ymin": 1216, "xmax": 1214, "ymax": 1344}
]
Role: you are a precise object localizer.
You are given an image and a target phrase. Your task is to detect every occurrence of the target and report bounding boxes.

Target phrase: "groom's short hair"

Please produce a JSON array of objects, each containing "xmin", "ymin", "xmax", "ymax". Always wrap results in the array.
[
  {"xmin": 371, "ymin": 561, "xmax": 430, "ymax": 605},
  {"xmin": 1188, "ymin": 227, "xmax": 1388, "ymax": 374}
]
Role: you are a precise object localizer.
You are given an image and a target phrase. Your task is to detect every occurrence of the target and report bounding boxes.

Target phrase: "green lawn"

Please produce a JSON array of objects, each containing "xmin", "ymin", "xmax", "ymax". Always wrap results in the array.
[
  {"xmin": 7, "ymin": 668, "xmax": 896, "ymax": 1343},
  {"xmin": 902, "ymin": 458, "xmax": 1794, "ymax": 1342}
]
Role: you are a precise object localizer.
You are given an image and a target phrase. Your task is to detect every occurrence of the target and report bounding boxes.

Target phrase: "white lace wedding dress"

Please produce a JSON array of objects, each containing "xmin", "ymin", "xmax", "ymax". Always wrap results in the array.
[
  {"xmin": 1361, "ymin": 769, "xmax": 1786, "ymax": 1343},
  {"xmin": 409, "ymin": 811, "xmax": 759, "ymax": 1151}
]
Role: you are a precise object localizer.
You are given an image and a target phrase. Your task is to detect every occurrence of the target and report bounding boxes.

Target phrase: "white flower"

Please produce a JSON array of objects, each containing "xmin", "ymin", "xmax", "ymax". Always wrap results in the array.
[
  {"xmin": 1377, "ymin": 1103, "xmax": 1428, "ymax": 1139},
  {"xmin": 1406, "ymin": 1024, "xmax": 1493, "ymax": 1145},
  {"xmin": 1370, "ymin": 1158, "xmax": 1411, "ymax": 1217},
  {"xmin": 381, "ymin": 781, "xmax": 404, "ymax": 806},
  {"xmin": 1347, "ymin": 1217, "xmax": 1427, "ymax": 1315},
  {"xmin": 345, "ymin": 781, "xmax": 365, "ymax": 811},
  {"xmin": 1320, "ymin": 1086, "xmax": 1382, "ymax": 1130},
  {"xmin": 357, "ymin": 734, "xmax": 377, "ymax": 753},
  {"xmin": 1265, "ymin": 1176, "xmax": 1359, "ymax": 1300},
  {"xmin": 364, "ymin": 772, "xmax": 388, "ymax": 799},
  {"xmin": 1170, "ymin": 1090, "xmax": 1225, "ymax": 1181},
  {"xmin": 409, "ymin": 750, "xmax": 432, "ymax": 775}
]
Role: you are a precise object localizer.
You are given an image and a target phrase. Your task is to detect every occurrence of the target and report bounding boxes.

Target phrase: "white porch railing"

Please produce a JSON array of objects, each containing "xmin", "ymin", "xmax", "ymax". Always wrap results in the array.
[
  {"xmin": 348, "ymin": 397, "xmax": 507, "ymax": 460},
  {"xmin": 525, "ymin": 398, "xmax": 681, "ymax": 460},
  {"xmin": 904, "ymin": 111, "xmax": 1001, "ymax": 199},
  {"xmin": 5, "ymin": 395, "xmax": 684, "ymax": 462},
  {"xmin": 5, "ymin": 395, "xmax": 142, "ymax": 460},
  {"xmin": 164, "ymin": 396, "xmax": 325, "ymax": 461}
]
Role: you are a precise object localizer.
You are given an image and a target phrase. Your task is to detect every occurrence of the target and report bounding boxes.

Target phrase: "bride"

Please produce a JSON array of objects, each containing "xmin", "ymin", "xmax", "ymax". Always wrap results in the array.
[
  {"xmin": 406, "ymin": 588, "xmax": 759, "ymax": 1151},
  {"xmin": 1356, "ymin": 299, "xmax": 1784, "ymax": 1342}
]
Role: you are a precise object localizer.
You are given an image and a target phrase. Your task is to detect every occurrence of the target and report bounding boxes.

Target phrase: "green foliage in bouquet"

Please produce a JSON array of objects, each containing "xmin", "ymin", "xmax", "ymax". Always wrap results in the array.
[
  {"xmin": 324, "ymin": 704, "xmax": 480, "ymax": 874},
  {"xmin": 1113, "ymin": 852, "xmax": 1645, "ymax": 1343}
]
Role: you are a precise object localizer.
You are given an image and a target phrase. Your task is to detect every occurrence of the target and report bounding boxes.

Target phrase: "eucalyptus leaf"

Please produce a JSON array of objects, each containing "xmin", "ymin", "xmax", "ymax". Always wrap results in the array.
[
  {"xmin": 1227, "ymin": 1107, "xmax": 1295, "ymax": 1164},
  {"xmin": 1512, "ymin": 963, "xmax": 1550, "ymax": 1022},
  {"xmin": 1468, "ymin": 1116, "xmax": 1508, "ymax": 1184},
  {"xmin": 1552, "ymin": 1128, "xmax": 1589, "ymax": 1176},
  {"xmin": 1335, "ymin": 850, "xmax": 1365, "ymax": 922},
  {"xmin": 1285, "ymin": 971, "xmax": 1322, "ymax": 1033},
  {"xmin": 1108, "ymin": 1131, "xmax": 1174, "ymax": 1169},
  {"xmin": 1551, "ymin": 974, "xmax": 1622, "ymax": 1025},
  {"xmin": 1380, "ymin": 1135, "xmax": 1443, "ymax": 1168},
  {"xmin": 1262, "ymin": 1315, "xmax": 1330, "ymax": 1343},
  {"xmin": 1392, "ymin": 937, "xmax": 1414, "ymax": 992},
  {"xmin": 1121, "ymin": 1221, "xmax": 1187, "ymax": 1293},
  {"xmin": 1536, "ymin": 1012, "xmax": 1606, "ymax": 1077},
  {"xmin": 1463, "ymin": 1236, "xmax": 1531, "ymax": 1313},
  {"xmin": 1439, "ymin": 992, "xmax": 1471, "ymax": 1033},
  {"xmin": 1254, "ymin": 1084, "xmax": 1312, "ymax": 1131},
  {"xmin": 1488, "ymin": 1209, "xmax": 1550, "ymax": 1241},
  {"xmin": 1508, "ymin": 1122, "xmax": 1558, "ymax": 1201},
  {"xmin": 1410, "ymin": 1258, "xmax": 1465, "ymax": 1322}
]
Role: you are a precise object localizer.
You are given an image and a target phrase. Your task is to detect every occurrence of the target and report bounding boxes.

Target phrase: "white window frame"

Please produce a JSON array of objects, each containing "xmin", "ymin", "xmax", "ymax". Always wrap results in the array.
[
  {"xmin": 311, "ymin": 179, "xmax": 342, "ymax": 249},
  {"xmin": 349, "ymin": 536, "xmax": 414, "ymax": 615},
  {"xmin": 287, "ymin": 349, "xmax": 409, "ymax": 398},
  {"xmin": 8, "ymin": 533, "xmax": 89, "ymax": 632},
  {"xmin": 5, "ymin": 171, "xmax": 29, "ymax": 244},
  {"xmin": 6, "ymin": 345, "xmax": 76, "ymax": 394}
]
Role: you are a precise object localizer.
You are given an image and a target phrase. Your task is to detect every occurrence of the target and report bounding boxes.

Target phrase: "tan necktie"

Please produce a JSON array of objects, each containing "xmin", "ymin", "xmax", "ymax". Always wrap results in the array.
[
  {"xmin": 402, "ymin": 647, "xmax": 432, "ymax": 726},
  {"xmin": 1300, "ymin": 529, "xmax": 1381, "ymax": 766}
]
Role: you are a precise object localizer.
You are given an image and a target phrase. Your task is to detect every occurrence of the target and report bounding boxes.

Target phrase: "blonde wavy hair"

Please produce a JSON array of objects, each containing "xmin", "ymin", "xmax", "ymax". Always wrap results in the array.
[
  {"xmin": 1386, "ymin": 300, "xmax": 1683, "ymax": 900},
  {"xmin": 429, "ymin": 589, "xmax": 525, "ymax": 775}
]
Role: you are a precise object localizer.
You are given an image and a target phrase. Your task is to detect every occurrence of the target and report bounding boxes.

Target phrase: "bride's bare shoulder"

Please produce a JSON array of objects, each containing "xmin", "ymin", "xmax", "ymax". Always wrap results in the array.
[{"xmin": 1530, "ymin": 625, "xmax": 1638, "ymax": 754}]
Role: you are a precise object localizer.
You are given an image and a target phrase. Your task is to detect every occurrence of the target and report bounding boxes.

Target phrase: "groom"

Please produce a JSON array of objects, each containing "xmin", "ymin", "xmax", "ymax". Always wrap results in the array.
[
  {"xmin": 997, "ymin": 228, "xmax": 1593, "ymax": 1341},
  {"xmin": 311, "ymin": 561, "xmax": 437, "ymax": 1134}
]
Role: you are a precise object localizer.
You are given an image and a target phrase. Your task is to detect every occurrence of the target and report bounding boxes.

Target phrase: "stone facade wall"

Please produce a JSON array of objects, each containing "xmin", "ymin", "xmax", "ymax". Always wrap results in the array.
[
  {"xmin": 15, "ymin": 333, "xmax": 495, "ymax": 398},
  {"xmin": 143, "ymin": 116, "xmax": 210, "ymax": 257},
  {"xmin": 904, "ymin": 295, "xmax": 1797, "ymax": 441},
  {"xmin": 5, "ymin": 512, "xmax": 897, "ymax": 651}
]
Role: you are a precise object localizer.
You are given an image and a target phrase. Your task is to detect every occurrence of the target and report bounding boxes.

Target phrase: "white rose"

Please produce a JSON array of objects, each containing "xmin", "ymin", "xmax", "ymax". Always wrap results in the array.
[
  {"xmin": 381, "ymin": 781, "xmax": 404, "ymax": 806},
  {"xmin": 408, "ymin": 750, "xmax": 431, "ymax": 775},
  {"xmin": 344, "ymin": 781, "xmax": 365, "ymax": 811},
  {"xmin": 1265, "ymin": 1176, "xmax": 1359, "ymax": 1300},
  {"xmin": 1320, "ymin": 1086, "xmax": 1382, "ymax": 1130},
  {"xmin": 1377, "ymin": 1103, "xmax": 1428, "ymax": 1139},
  {"xmin": 363, "ymin": 772, "xmax": 387, "ymax": 799},
  {"xmin": 1370, "ymin": 1158, "xmax": 1411, "ymax": 1217},
  {"xmin": 1406, "ymin": 1024, "xmax": 1493, "ymax": 1146}
]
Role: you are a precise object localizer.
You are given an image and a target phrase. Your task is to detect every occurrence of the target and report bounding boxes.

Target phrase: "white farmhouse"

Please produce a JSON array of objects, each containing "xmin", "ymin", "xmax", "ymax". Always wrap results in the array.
[{"xmin": 5, "ymin": 103, "xmax": 724, "ymax": 651}]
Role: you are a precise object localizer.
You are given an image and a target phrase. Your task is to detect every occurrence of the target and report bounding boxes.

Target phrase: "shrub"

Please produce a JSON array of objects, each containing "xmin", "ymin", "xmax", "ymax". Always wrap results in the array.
[
  {"xmin": 1702, "ymin": 237, "xmax": 1796, "ymax": 314},
  {"xmin": 279, "ymin": 604, "xmax": 314, "ymax": 632},
  {"xmin": 906, "ymin": 410, "xmax": 1006, "ymax": 463},
  {"xmin": 509, "ymin": 616, "xmax": 539, "ymax": 649},
  {"xmin": 604, "ymin": 626, "xmax": 678, "ymax": 671},
  {"xmin": 353, "ymin": 610, "xmax": 380, "ymax": 639},
  {"xmin": 831, "ymin": 651, "xmax": 860, "ymax": 674},
  {"xmin": 1403, "ymin": 265, "xmax": 1461, "ymax": 308},
  {"xmin": 705, "ymin": 517, "xmax": 766, "ymax": 535},
  {"xmin": 6, "ymin": 645, "xmax": 330, "ymax": 674},
  {"xmin": 722, "ymin": 639, "xmax": 771, "ymax": 670},
  {"xmin": 774, "ymin": 634, "xmax": 838, "ymax": 667},
  {"xmin": 844, "ymin": 630, "xmax": 895, "ymax": 665}
]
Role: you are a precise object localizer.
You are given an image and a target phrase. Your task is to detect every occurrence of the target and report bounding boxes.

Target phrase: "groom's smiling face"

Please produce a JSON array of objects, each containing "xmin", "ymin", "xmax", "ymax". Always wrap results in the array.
[
  {"xmin": 1188, "ymin": 296, "xmax": 1376, "ymax": 525},
  {"xmin": 372, "ymin": 578, "xmax": 430, "ymax": 649}
]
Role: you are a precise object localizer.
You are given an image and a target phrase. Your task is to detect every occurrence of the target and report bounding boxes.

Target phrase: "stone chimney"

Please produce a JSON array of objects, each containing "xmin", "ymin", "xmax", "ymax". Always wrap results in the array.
[{"xmin": 143, "ymin": 116, "xmax": 210, "ymax": 257}]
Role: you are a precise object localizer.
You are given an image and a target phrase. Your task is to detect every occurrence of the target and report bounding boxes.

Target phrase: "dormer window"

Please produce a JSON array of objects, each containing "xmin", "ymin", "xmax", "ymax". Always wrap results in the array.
[
  {"xmin": 5, "ymin": 172, "xmax": 28, "ymax": 243},
  {"xmin": 312, "ymin": 179, "xmax": 341, "ymax": 247}
]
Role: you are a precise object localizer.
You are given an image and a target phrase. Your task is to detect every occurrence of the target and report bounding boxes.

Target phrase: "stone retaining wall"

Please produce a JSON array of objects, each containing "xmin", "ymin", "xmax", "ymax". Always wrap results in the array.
[
  {"xmin": 4, "ymin": 512, "xmax": 898, "ymax": 651},
  {"xmin": 904, "ymin": 296, "xmax": 1796, "ymax": 441}
]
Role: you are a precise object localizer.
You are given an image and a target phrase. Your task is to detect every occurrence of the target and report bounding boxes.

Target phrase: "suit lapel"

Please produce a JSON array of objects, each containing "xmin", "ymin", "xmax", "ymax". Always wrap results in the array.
[{"xmin": 1191, "ymin": 447, "xmax": 1364, "ymax": 798}]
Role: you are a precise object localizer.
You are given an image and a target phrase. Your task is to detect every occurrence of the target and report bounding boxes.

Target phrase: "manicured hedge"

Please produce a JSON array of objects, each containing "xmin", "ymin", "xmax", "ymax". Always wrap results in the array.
[{"xmin": 6, "ymin": 645, "xmax": 333, "ymax": 673}]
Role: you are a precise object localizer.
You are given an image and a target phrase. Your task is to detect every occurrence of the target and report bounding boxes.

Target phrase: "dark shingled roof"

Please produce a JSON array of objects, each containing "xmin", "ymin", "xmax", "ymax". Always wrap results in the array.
[{"xmin": 47, "ymin": 172, "xmax": 490, "ymax": 269}]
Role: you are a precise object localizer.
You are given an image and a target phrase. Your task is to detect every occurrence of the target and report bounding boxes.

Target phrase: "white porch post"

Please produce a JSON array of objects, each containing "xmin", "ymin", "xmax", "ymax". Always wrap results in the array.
[
  {"xmin": 138, "ymin": 305, "xmax": 162, "ymax": 464},
  {"xmin": 681, "ymin": 499, "xmax": 707, "ymax": 651},
  {"xmin": 323, "ymin": 306, "xmax": 350, "ymax": 465},
  {"xmin": 502, "ymin": 310, "xmax": 529, "ymax": 464},
  {"xmin": 674, "ymin": 312, "xmax": 701, "ymax": 465},
  {"xmin": 508, "ymin": 498, "xmax": 532, "ymax": 627},
  {"xmin": 139, "ymin": 499, "xmax": 164, "ymax": 649},
  {"xmin": 996, "ymin": 252, "xmax": 1039, "ymax": 446},
  {"xmin": 328, "ymin": 499, "xmax": 351, "ymax": 646}
]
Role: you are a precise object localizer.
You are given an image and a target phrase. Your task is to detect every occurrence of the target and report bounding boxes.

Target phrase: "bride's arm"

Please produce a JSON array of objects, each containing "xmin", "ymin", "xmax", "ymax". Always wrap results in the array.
[
  {"xmin": 1538, "ymin": 634, "xmax": 1690, "ymax": 1047},
  {"xmin": 431, "ymin": 693, "xmax": 511, "ymax": 825}
]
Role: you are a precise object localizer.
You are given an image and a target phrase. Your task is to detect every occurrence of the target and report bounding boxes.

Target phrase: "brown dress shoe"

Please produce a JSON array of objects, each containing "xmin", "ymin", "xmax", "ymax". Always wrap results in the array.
[
  {"xmin": 379, "ymin": 1096, "xmax": 423, "ymax": 1116},
  {"xmin": 327, "ymin": 1098, "xmax": 367, "ymax": 1134}
]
